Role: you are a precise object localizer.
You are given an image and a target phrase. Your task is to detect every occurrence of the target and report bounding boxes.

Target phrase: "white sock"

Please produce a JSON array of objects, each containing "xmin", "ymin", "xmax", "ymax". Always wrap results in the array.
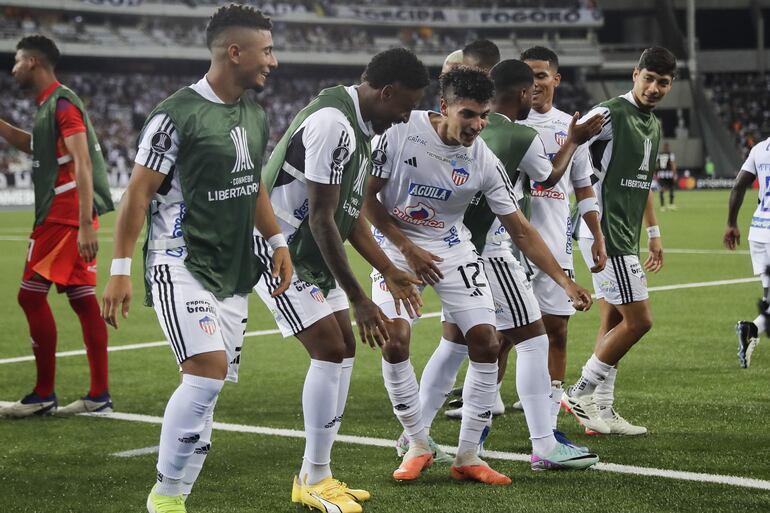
[
  {"xmin": 156, "ymin": 374, "xmax": 224, "ymax": 496},
  {"xmin": 300, "ymin": 359, "xmax": 341, "ymax": 485},
  {"xmin": 594, "ymin": 366, "xmax": 617, "ymax": 419},
  {"xmin": 550, "ymin": 380, "xmax": 563, "ymax": 431},
  {"xmin": 753, "ymin": 314, "xmax": 766, "ymax": 334},
  {"xmin": 514, "ymin": 336, "xmax": 556, "ymax": 455},
  {"xmin": 419, "ymin": 338, "xmax": 468, "ymax": 430},
  {"xmin": 569, "ymin": 353, "xmax": 612, "ymax": 398},
  {"xmin": 331, "ymin": 357, "xmax": 354, "ymax": 438},
  {"xmin": 181, "ymin": 397, "xmax": 216, "ymax": 496},
  {"xmin": 382, "ymin": 358, "xmax": 427, "ymax": 442},
  {"xmin": 459, "ymin": 360, "xmax": 498, "ymax": 454}
]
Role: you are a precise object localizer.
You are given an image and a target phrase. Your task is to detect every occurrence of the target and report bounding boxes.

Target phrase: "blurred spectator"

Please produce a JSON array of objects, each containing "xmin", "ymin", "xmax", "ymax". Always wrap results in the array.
[{"xmin": 707, "ymin": 72, "xmax": 770, "ymax": 158}]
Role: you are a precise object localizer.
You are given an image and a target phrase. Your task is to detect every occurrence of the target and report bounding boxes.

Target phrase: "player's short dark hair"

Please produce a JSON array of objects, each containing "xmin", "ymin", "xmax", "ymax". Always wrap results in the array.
[
  {"xmin": 490, "ymin": 59, "xmax": 534, "ymax": 103},
  {"xmin": 205, "ymin": 3, "xmax": 273, "ymax": 49},
  {"xmin": 520, "ymin": 45, "xmax": 559, "ymax": 71},
  {"xmin": 637, "ymin": 47, "xmax": 677, "ymax": 78},
  {"xmin": 16, "ymin": 35, "xmax": 60, "ymax": 67},
  {"xmin": 361, "ymin": 48, "xmax": 430, "ymax": 91},
  {"xmin": 462, "ymin": 39, "xmax": 500, "ymax": 70},
  {"xmin": 440, "ymin": 66, "xmax": 495, "ymax": 105}
]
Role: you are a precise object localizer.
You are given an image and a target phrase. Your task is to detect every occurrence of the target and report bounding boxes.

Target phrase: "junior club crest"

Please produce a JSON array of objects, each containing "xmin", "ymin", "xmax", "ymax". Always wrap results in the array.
[
  {"xmin": 199, "ymin": 316, "xmax": 217, "ymax": 335},
  {"xmin": 452, "ymin": 167, "xmax": 469, "ymax": 186},
  {"xmin": 310, "ymin": 287, "xmax": 325, "ymax": 303},
  {"xmin": 554, "ymin": 130, "xmax": 568, "ymax": 147}
]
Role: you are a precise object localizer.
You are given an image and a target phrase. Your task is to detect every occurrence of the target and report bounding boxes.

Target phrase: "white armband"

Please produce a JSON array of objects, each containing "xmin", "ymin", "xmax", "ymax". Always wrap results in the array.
[
  {"xmin": 646, "ymin": 225, "xmax": 661, "ymax": 239},
  {"xmin": 577, "ymin": 197, "xmax": 600, "ymax": 217},
  {"xmin": 268, "ymin": 233, "xmax": 288, "ymax": 250},
  {"xmin": 110, "ymin": 257, "xmax": 132, "ymax": 276}
]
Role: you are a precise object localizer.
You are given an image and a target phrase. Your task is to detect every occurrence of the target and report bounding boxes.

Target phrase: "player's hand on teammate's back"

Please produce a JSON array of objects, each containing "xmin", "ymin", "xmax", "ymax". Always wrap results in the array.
[
  {"xmin": 645, "ymin": 236, "xmax": 664, "ymax": 273},
  {"xmin": 590, "ymin": 236, "xmax": 608, "ymax": 272},
  {"xmin": 402, "ymin": 244, "xmax": 444, "ymax": 285},
  {"xmin": 269, "ymin": 247, "xmax": 293, "ymax": 297},
  {"xmin": 723, "ymin": 225, "xmax": 741, "ymax": 250},
  {"xmin": 77, "ymin": 223, "xmax": 99, "ymax": 262},
  {"xmin": 351, "ymin": 295, "xmax": 392, "ymax": 349},
  {"xmin": 383, "ymin": 266, "xmax": 423, "ymax": 319},
  {"xmin": 569, "ymin": 112, "xmax": 605, "ymax": 145},
  {"xmin": 565, "ymin": 280, "xmax": 593, "ymax": 312},
  {"xmin": 101, "ymin": 276, "xmax": 132, "ymax": 329}
]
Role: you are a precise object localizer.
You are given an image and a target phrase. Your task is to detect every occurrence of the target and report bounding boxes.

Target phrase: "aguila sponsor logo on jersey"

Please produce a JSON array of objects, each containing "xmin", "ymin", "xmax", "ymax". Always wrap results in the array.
[
  {"xmin": 310, "ymin": 286, "xmax": 326, "ymax": 303},
  {"xmin": 554, "ymin": 130, "xmax": 568, "ymax": 147},
  {"xmin": 393, "ymin": 202, "xmax": 445, "ymax": 228},
  {"xmin": 452, "ymin": 167, "xmax": 470, "ymax": 186},
  {"xmin": 229, "ymin": 127, "xmax": 255, "ymax": 173},
  {"xmin": 408, "ymin": 182, "xmax": 452, "ymax": 201},
  {"xmin": 530, "ymin": 181, "xmax": 566, "ymax": 200},
  {"xmin": 199, "ymin": 315, "xmax": 217, "ymax": 335}
]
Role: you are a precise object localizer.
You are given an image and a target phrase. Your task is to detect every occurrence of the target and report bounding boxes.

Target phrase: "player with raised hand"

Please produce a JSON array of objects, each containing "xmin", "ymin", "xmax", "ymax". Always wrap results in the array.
[
  {"xmin": 0, "ymin": 35, "xmax": 114, "ymax": 418},
  {"xmin": 366, "ymin": 66, "xmax": 594, "ymax": 485},
  {"xmin": 101, "ymin": 6, "xmax": 289, "ymax": 512},
  {"xmin": 252, "ymin": 48, "xmax": 428, "ymax": 513},
  {"xmin": 563, "ymin": 47, "xmax": 675, "ymax": 436},
  {"xmin": 509, "ymin": 46, "xmax": 608, "ymax": 438}
]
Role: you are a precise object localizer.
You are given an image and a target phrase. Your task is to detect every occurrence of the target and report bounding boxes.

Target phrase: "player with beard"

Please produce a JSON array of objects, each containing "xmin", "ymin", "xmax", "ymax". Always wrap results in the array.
[
  {"xmin": 101, "ymin": 6, "xmax": 290, "ymax": 512},
  {"xmin": 252, "ymin": 48, "xmax": 428, "ymax": 513}
]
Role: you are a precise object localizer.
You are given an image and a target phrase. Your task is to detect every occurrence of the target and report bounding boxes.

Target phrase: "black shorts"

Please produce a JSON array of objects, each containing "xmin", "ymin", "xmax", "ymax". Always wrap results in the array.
[{"xmin": 658, "ymin": 178, "xmax": 675, "ymax": 189}]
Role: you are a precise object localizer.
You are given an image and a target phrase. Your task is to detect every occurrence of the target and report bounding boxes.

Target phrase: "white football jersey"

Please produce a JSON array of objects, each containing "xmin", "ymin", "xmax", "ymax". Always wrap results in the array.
[
  {"xmin": 521, "ymin": 106, "xmax": 593, "ymax": 268},
  {"xmin": 743, "ymin": 137, "xmax": 770, "ymax": 243},
  {"xmin": 371, "ymin": 111, "xmax": 517, "ymax": 255}
]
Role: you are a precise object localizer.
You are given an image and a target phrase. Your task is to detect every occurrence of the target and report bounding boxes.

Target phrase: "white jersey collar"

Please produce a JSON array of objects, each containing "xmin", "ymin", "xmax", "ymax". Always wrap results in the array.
[
  {"xmin": 190, "ymin": 75, "xmax": 227, "ymax": 104},
  {"xmin": 621, "ymin": 90, "xmax": 641, "ymax": 110},
  {"xmin": 345, "ymin": 85, "xmax": 374, "ymax": 138}
]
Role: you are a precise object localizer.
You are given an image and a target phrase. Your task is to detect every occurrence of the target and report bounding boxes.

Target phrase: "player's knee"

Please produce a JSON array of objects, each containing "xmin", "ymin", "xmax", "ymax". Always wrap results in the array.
[
  {"xmin": 466, "ymin": 325, "xmax": 501, "ymax": 362},
  {"xmin": 627, "ymin": 314, "xmax": 653, "ymax": 337},
  {"xmin": 381, "ymin": 331, "xmax": 410, "ymax": 362}
]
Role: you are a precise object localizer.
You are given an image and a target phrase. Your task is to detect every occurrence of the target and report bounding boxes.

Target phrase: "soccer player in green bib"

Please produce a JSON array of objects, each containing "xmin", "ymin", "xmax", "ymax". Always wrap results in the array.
[
  {"xmin": 253, "ymin": 49, "xmax": 428, "ymax": 513},
  {"xmin": 562, "ymin": 47, "xmax": 676, "ymax": 436},
  {"xmin": 101, "ymin": 6, "xmax": 291, "ymax": 513}
]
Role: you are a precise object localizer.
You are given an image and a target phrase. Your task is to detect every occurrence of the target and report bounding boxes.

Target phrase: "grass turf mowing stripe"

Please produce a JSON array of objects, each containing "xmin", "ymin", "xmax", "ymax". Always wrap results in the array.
[
  {"xmin": 0, "ymin": 277, "xmax": 761, "ymax": 365},
  {"xmin": 26, "ymin": 405, "xmax": 770, "ymax": 492}
]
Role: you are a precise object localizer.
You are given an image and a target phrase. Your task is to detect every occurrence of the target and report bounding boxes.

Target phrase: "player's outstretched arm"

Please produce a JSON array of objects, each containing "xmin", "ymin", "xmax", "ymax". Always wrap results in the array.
[
  {"xmin": 724, "ymin": 170, "xmax": 755, "ymax": 250},
  {"xmin": 101, "ymin": 164, "xmax": 165, "ymax": 329},
  {"xmin": 348, "ymin": 215, "xmax": 422, "ymax": 319},
  {"xmin": 544, "ymin": 112, "xmax": 604, "ymax": 188},
  {"xmin": 307, "ymin": 180, "xmax": 390, "ymax": 348},
  {"xmin": 0, "ymin": 119, "xmax": 32, "ymax": 154},
  {"xmin": 63, "ymin": 131, "xmax": 98, "ymax": 263},
  {"xmin": 363, "ymin": 175, "xmax": 444, "ymax": 284},
  {"xmin": 500, "ymin": 210, "xmax": 592, "ymax": 311},
  {"xmin": 643, "ymin": 190, "xmax": 663, "ymax": 273},
  {"xmin": 574, "ymin": 185, "xmax": 606, "ymax": 272},
  {"xmin": 254, "ymin": 179, "xmax": 292, "ymax": 297}
]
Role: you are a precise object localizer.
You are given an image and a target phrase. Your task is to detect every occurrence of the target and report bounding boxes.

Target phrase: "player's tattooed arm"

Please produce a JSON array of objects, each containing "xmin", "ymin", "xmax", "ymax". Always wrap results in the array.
[
  {"xmin": 348, "ymin": 215, "xmax": 422, "ymax": 319},
  {"xmin": 643, "ymin": 190, "xmax": 663, "ymax": 273},
  {"xmin": 574, "ymin": 185, "xmax": 606, "ymax": 272},
  {"xmin": 0, "ymin": 119, "xmax": 32, "ymax": 153},
  {"xmin": 254, "ymin": 179, "xmax": 292, "ymax": 297},
  {"xmin": 501, "ymin": 210, "xmax": 592, "ymax": 311},
  {"xmin": 544, "ymin": 112, "xmax": 604, "ymax": 188},
  {"xmin": 101, "ymin": 164, "xmax": 166, "ymax": 329},
  {"xmin": 724, "ymin": 170, "xmax": 756, "ymax": 250},
  {"xmin": 364, "ymin": 175, "xmax": 444, "ymax": 285},
  {"xmin": 308, "ymin": 180, "xmax": 390, "ymax": 348}
]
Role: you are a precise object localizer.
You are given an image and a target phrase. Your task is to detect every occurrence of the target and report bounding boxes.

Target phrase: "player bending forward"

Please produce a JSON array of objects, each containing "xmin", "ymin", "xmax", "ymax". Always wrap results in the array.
[{"xmin": 365, "ymin": 67, "xmax": 593, "ymax": 484}]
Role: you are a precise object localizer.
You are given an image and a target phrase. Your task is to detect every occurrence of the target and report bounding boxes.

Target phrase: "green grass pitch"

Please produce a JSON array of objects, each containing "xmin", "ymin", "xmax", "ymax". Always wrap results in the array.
[{"xmin": 1, "ymin": 190, "xmax": 769, "ymax": 512}]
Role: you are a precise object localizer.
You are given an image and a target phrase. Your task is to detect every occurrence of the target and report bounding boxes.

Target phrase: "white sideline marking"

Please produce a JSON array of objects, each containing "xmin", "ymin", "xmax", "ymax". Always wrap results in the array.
[
  {"xmin": 112, "ymin": 445, "xmax": 159, "ymax": 458},
  {"xmin": 4, "ymin": 403, "xmax": 762, "ymax": 492},
  {"xmin": 0, "ymin": 277, "xmax": 762, "ymax": 366},
  {"xmin": 660, "ymin": 248, "xmax": 749, "ymax": 255}
]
